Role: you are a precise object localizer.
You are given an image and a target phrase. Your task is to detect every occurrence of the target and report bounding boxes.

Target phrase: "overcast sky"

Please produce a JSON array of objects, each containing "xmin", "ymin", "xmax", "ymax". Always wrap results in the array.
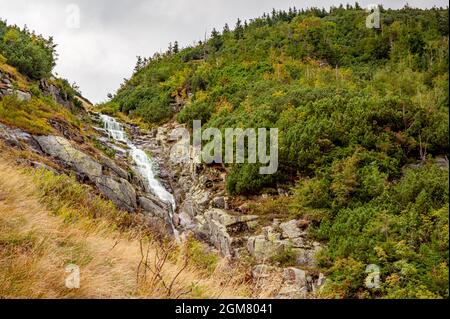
[{"xmin": 0, "ymin": 0, "xmax": 447, "ymax": 103}]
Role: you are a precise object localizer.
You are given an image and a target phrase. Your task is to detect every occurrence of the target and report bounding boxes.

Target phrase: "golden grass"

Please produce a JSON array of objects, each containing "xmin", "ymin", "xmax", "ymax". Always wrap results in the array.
[
  {"xmin": 0, "ymin": 158, "xmax": 251, "ymax": 298},
  {"xmin": 0, "ymin": 59, "xmax": 28, "ymax": 90}
]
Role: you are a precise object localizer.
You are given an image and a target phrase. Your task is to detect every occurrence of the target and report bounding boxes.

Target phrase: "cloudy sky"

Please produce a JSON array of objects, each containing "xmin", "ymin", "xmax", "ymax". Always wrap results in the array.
[{"xmin": 0, "ymin": 0, "xmax": 447, "ymax": 103}]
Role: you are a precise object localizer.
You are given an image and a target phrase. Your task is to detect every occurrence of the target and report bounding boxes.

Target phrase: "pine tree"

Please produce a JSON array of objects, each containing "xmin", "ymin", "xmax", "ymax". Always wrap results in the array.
[
  {"xmin": 234, "ymin": 18, "xmax": 244, "ymax": 40},
  {"xmin": 223, "ymin": 23, "xmax": 230, "ymax": 33}
]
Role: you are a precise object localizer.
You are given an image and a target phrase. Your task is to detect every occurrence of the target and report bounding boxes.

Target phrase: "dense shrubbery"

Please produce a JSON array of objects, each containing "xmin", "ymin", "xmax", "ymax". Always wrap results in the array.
[
  {"xmin": 107, "ymin": 5, "xmax": 448, "ymax": 193},
  {"xmin": 0, "ymin": 20, "xmax": 56, "ymax": 80},
  {"xmin": 105, "ymin": 5, "xmax": 449, "ymax": 298},
  {"xmin": 309, "ymin": 164, "xmax": 449, "ymax": 298}
]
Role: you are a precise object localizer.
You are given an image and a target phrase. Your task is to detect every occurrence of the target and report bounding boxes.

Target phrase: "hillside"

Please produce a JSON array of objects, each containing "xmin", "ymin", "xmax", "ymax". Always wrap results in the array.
[
  {"xmin": 101, "ymin": 5, "xmax": 449, "ymax": 298},
  {"xmin": 0, "ymin": 20, "xmax": 252, "ymax": 298}
]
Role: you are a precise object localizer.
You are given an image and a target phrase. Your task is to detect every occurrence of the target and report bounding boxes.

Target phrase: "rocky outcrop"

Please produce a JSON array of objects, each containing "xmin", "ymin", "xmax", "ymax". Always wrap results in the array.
[
  {"xmin": 139, "ymin": 195, "xmax": 168, "ymax": 218},
  {"xmin": 247, "ymin": 219, "xmax": 321, "ymax": 267},
  {"xmin": 34, "ymin": 135, "xmax": 102, "ymax": 180},
  {"xmin": 195, "ymin": 209, "xmax": 259, "ymax": 256},
  {"xmin": 39, "ymin": 79, "xmax": 72, "ymax": 109},
  {"xmin": 95, "ymin": 175, "xmax": 137, "ymax": 212},
  {"xmin": 105, "ymin": 120, "xmax": 326, "ymax": 298},
  {"xmin": 0, "ymin": 70, "xmax": 31, "ymax": 101},
  {"xmin": 0, "ymin": 123, "xmax": 43, "ymax": 153}
]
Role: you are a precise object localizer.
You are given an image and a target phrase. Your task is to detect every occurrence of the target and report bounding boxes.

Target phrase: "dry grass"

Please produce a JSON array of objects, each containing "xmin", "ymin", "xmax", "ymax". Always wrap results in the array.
[{"xmin": 0, "ymin": 158, "xmax": 251, "ymax": 298}]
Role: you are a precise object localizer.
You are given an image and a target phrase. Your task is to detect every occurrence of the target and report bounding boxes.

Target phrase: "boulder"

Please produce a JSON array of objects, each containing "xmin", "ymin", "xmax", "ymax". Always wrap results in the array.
[
  {"xmin": 0, "ymin": 123, "xmax": 43, "ymax": 153},
  {"xmin": 15, "ymin": 90, "xmax": 31, "ymax": 102},
  {"xmin": 280, "ymin": 220, "xmax": 304, "ymax": 239},
  {"xmin": 211, "ymin": 196, "xmax": 227, "ymax": 209},
  {"xmin": 34, "ymin": 135, "xmax": 102, "ymax": 180},
  {"xmin": 247, "ymin": 235, "xmax": 286, "ymax": 262},
  {"xmin": 293, "ymin": 244, "xmax": 321, "ymax": 267},
  {"xmin": 100, "ymin": 155, "xmax": 129, "ymax": 180},
  {"xmin": 177, "ymin": 211, "xmax": 194, "ymax": 228},
  {"xmin": 263, "ymin": 226, "xmax": 281, "ymax": 241},
  {"xmin": 283, "ymin": 267, "xmax": 307, "ymax": 287},
  {"xmin": 138, "ymin": 196, "xmax": 167, "ymax": 219},
  {"xmin": 276, "ymin": 267, "xmax": 308, "ymax": 299},
  {"xmin": 95, "ymin": 176, "xmax": 137, "ymax": 212},
  {"xmin": 179, "ymin": 198, "xmax": 196, "ymax": 218}
]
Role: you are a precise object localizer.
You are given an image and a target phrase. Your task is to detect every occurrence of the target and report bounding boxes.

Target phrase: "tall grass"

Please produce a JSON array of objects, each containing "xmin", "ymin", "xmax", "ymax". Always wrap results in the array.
[{"xmin": 0, "ymin": 158, "xmax": 251, "ymax": 298}]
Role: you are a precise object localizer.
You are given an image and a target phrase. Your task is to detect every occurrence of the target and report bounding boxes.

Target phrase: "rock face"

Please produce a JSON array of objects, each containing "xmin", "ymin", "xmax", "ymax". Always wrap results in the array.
[
  {"xmin": 95, "ymin": 176, "xmax": 137, "ymax": 212},
  {"xmin": 100, "ymin": 155, "xmax": 129, "ymax": 180},
  {"xmin": 34, "ymin": 135, "xmax": 102, "ymax": 180},
  {"xmin": 196, "ymin": 209, "xmax": 258, "ymax": 256},
  {"xmin": 139, "ymin": 196, "xmax": 167, "ymax": 218},
  {"xmin": 247, "ymin": 219, "xmax": 321, "ymax": 267},
  {"xmin": 0, "ymin": 123, "xmax": 43, "ymax": 153},
  {"xmin": 39, "ymin": 79, "xmax": 73, "ymax": 109}
]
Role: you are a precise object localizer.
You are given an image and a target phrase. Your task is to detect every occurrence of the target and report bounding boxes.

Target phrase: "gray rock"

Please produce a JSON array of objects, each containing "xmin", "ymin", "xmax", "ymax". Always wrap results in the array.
[
  {"xmin": 0, "ymin": 123, "xmax": 42, "ymax": 153},
  {"xmin": 178, "ymin": 211, "xmax": 194, "ymax": 228},
  {"xmin": 252, "ymin": 264, "xmax": 275, "ymax": 279},
  {"xmin": 179, "ymin": 198, "xmax": 196, "ymax": 218},
  {"xmin": 283, "ymin": 267, "xmax": 307, "ymax": 287},
  {"xmin": 15, "ymin": 90, "xmax": 31, "ymax": 102},
  {"xmin": 95, "ymin": 176, "xmax": 137, "ymax": 212},
  {"xmin": 212, "ymin": 196, "xmax": 227, "ymax": 209},
  {"xmin": 138, "ymin": 196, "xmax": 167, "ymax": 219},
  {"xmin": 100, "ymin": 155, "xmax": 129, "ymax": 180},
  {"xmin": 247, "ymin": 235, "xmax": 286, "ymax": 262},
  {"xmin": 293, "ymin": 245, "xmax": 321, "ymax": 267},
  {"xmin": 277, "ymin": 267, "xmax": 308, "ymax": 299},
  {"xmin": 202, "ymin": 209, "xmax": 238, "ymax": 256},
  {"xmin": 34, "ymin": 135, "xmax": 102, "ymax": 179},
  {"xmin": 263, "ymin": 226, "xmax": 281, "ymax": 241},
  {"xmin": 280, "ymin": 220, "xmax": 304, "ymax": 239}
]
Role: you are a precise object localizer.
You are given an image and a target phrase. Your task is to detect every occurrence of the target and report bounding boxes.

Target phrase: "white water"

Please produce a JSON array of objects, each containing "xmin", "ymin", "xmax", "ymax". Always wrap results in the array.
[{"xmin": 99, "ymin": 114, "xmax": 178, "ymax": 238}]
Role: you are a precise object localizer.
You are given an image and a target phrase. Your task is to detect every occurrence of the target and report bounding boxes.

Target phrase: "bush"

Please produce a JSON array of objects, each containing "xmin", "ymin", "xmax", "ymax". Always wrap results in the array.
[{"xmin": 0, "ymin": 21, "xmax": 56, "ymax": 79}]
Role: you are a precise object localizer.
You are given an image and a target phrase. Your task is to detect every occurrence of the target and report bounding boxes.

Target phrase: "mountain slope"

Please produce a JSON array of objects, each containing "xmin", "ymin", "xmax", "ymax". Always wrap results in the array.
[
  {"xmin": 0, "ymin": 157, "xmax": 249, "ymax": 298},
  {"xmin": 0, "ymin": 19, "xmax": 252, "ymax": 299},
  {"xmin": 102, "ymin": 5, "xmax": 449, "ymax": 298}
]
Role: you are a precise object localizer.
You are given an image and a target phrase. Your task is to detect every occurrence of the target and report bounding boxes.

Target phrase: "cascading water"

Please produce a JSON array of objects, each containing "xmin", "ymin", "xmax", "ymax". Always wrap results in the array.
[{"xmin": 99, "ymin": 114, "xmax": 179, "ymax": 239}]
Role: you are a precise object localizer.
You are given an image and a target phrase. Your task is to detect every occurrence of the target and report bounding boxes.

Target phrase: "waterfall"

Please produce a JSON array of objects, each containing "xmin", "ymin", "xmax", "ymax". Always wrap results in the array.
[{"xmin": 99, "ymin": 114, "xmax": 178, "ymax": 238}]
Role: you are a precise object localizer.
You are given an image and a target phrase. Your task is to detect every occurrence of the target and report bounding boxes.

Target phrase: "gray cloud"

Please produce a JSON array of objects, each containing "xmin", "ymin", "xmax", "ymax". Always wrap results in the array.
[{"xmin": 0, "ymin": 0, "xmax": 447, "ymax": 103}]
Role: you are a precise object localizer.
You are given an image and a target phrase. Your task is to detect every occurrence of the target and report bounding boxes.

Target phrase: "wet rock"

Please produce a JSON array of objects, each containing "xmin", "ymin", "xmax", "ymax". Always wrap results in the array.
[
  {"xmin": 34, "ymin": 135, "xmax": 102, "ymax": 179},
  {"xmin": 95, "ymin": 176, "xmax": 137, "ymax": 212}
]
